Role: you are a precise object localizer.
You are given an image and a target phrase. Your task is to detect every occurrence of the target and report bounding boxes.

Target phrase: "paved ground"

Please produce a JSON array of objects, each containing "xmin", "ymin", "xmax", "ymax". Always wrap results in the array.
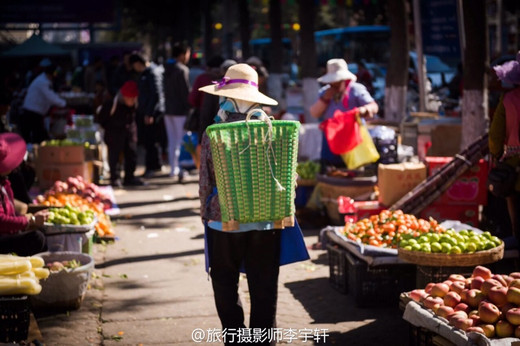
[{"xmin": 34, "ymin": 170, "xmax": 411, "ymax": 346}]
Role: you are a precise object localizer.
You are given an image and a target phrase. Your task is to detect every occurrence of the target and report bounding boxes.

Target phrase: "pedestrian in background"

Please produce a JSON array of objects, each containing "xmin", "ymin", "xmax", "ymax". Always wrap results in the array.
[
  {"xmin": 198, "ymin": 64, "xmax": 309, "ymax": 345},
  {"xmin": 198, "ymin": 59, "xmax": 237, "ymax": 142},
  {"xmin": 129, "ymin": 52, "xmax": 163, "ymax": 178},
  {"xmin": 162, "ymin": 42, "xmax": 191, "ymax": 180},
  {"xmin": 20, "ymin": 59, "xmax": 66, "ymax": 144},
  {"xmin": 188, "ymin": 55, "xmax": 224, "ymax": 138},
  {"xmin": 98, "ymin": 80, "xmax": 145, "ymax": 187},
  {"xmin": 110, "ymin": 51, "xmax": 138, "ymax": 97},
  {"xmin": 309, "ymin": 58, "xmax": 378, "ymax": 168}
]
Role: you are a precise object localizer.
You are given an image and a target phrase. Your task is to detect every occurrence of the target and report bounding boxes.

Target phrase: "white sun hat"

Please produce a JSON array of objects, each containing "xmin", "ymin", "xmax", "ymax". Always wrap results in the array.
[
  {"xmin": 317, "ymin": 58, "xmax": 357, "ymax": 84},
  {"xmin": 199, "ymin": 63, "xmax": 278, "ymax": 106}
]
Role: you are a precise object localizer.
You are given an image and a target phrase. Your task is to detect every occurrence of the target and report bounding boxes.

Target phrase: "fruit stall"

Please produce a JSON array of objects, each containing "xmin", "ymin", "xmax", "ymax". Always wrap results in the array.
[
  {"xmin": 315, "ymin": 131, "xmax": 519, "ymax": 344},
  {"xmin": 322, "ymin": 205, "xmax": 520, "ymax": 344},
  {"xmin": 0, "ymin": 174, "xmax": 115, "ymax": 343}
]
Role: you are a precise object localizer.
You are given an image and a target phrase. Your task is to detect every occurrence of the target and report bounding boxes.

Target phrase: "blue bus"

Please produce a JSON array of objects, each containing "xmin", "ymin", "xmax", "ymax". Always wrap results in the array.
[
  {"xmin": 243, "ymin": 25, "xmax": 391, "ymax": 70},
  {"xmin": 314, "ymin": 25, "xmax": 390, "ymax": 66}
]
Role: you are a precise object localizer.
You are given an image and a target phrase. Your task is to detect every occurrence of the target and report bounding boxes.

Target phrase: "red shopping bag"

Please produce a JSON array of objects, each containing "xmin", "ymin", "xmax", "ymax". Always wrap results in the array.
[{"xmin": 319, "ymin": 108, "xmax": 361, "ymax": 155}]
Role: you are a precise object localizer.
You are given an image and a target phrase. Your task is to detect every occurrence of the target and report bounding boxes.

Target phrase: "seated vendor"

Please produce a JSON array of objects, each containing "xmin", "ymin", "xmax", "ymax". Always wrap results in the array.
[{"xmin": 0, "ymin": 132, "xmax": 48, "ymax": 256}]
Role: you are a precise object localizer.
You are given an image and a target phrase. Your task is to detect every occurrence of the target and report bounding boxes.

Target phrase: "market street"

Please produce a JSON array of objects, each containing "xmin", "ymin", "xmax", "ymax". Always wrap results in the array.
[{"xmin": 34, "ymin": 171, "xmax": 410, "ymax": 346}]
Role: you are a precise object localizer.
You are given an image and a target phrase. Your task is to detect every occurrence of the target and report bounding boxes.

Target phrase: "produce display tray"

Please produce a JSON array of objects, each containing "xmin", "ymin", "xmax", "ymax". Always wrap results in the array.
[
  {"xmin": 0, "ymin": 295, "xmax": 30, "ymax": 343},
  {"xmin": 398, "ymin": 241, "xmax": 504, "ymax": 267},
  {"xmin": 402, "ymin": 298, "xmax": 520, "ymax": 346},
  {"xmin": 43, "ymin": 218, "xmax": 97, "ymax": 235},
  {"xmin": 324, "ymin": 226, "xmax": 405, "ymax": 264},
  {"xmin": 325, "ymin": 228, "xmax": 416, "ymax": 307}
]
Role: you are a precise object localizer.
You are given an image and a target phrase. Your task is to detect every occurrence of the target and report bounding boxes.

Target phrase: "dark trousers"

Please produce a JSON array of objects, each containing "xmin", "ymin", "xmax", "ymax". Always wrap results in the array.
[
  {"xmin": 105, "ymin": 131, "xmax": 138, "ymax": 182},
  {"xmin": 19, "ymin": 109, "xmax": 49, "ymax": 144},
  {"xmin": 143, "ymin": 123, "xmax": 161, "ymax": 171},
  {"xmin": 0, "ymin": 230, "xmax": 47, "ymax": 256},
  {"xmin": 208, "ymin": 227, "xmax": 281, "ymax": 346}
]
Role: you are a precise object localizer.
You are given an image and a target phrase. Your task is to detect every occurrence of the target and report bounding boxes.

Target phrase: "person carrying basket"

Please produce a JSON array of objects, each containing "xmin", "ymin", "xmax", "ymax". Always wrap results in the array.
[{"xmin": 198, "ymin": 63, "xmax": 309, "ymax": 345}]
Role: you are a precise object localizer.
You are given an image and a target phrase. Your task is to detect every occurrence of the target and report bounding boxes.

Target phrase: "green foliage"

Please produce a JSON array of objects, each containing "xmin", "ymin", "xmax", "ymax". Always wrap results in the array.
[{"xmin": 296, "ymin": 160, "xmax": 320, "ymax": 180}]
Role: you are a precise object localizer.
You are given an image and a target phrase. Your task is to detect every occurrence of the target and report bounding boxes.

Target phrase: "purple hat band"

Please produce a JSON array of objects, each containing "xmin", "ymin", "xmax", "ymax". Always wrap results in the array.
[{"xmin": 213, "ymin": 77, "xmax": 258, "ymax": 89}]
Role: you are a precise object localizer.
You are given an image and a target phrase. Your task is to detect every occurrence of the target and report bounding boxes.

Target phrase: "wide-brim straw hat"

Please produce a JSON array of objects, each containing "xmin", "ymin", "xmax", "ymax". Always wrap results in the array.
[
  {"xmin": 318, "ymin": 58, "xmax": 357, "ymax": 84},
  {"xmin": 0, "ymin": 132, "xmax": 26, "ymax": 174},
  {"xmin": 199, "ymin": 63, "xmax": 278, "ymax": 106}
]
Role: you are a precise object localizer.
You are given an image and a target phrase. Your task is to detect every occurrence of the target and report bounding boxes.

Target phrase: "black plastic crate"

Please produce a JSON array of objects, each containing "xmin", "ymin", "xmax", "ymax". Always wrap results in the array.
[
  {"xmin": 345, "ymin": 251, "xmax": 416, "ymax": 307},
  {"xmin": 408, "ymin": 324, "xmax": 434, "ymax": 346},
  {"xmin": 327, "ymin": 244, "xmax": 348, "ymax": 294},
  {"xmin": 0, "ymin": 295, "xmax": 30, "ymax": 343},
  {"xmin": 416, "ymin": 265, "xmax": 474, "ymax": 288}
]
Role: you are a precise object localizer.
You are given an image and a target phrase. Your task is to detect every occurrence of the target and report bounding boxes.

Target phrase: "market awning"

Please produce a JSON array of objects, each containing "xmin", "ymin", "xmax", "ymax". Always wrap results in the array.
[{"xmin": 1, "ymin": 34, "xmax": 69, "ymax": 57}]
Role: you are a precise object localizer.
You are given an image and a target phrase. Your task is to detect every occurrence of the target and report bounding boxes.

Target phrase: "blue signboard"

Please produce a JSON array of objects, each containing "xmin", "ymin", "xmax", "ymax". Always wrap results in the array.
[{"xmin": 420, "ymin": 0, "xmax": 461, "ymax": 66}]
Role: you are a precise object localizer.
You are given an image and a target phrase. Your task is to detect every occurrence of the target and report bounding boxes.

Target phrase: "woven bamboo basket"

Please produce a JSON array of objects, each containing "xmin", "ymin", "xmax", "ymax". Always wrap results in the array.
[
  {"xmin": 397, "ymin": 242, "xmax": 504, "ymax": 267},
  {"xmin": 206, "ymin": 118, "xmax": 300, "ymax": 231}
]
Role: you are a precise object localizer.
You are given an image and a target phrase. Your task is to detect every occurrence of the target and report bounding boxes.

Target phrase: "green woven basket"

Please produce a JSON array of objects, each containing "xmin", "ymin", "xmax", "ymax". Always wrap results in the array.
[{"xmin": 206, "ymin": 119, "xmax": 300, "ymax": 231}]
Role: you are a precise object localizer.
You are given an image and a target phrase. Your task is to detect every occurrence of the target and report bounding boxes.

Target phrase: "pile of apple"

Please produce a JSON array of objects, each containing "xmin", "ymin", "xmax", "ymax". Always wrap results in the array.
[
  {"xmin": 37, "ymin": 176, "xmax": 113, "ymax": 210},
  {"xmin": 409, "ymin": 265, "xmax": 520, "ymax": 339}
]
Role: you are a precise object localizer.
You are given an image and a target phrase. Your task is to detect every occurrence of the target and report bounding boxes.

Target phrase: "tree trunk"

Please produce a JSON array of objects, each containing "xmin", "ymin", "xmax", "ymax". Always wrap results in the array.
[
  {"xmin": 202, "ymin": 0, "xmax": 213, "ymax": 61},
  {"xmin": 461, "ymin": 0, "xmax": 488, "ymax": 149},
  {"xmin": 268, "ymin": 0, "xmax": 284, "ymax": 104},
  {"xmin": 269, "ymin": 0, "xmax": 283, "ymax": 74},
  {"xmin": 238, "ymin": 0, "xmax": 251, "ymax": 60},
  {"xmin": 299, "ymin": 0, "xmax": 319, "ymax": 122},
  {"xmin": 384, "ymin": 0, "xmax": 409, "ymax": 124}
]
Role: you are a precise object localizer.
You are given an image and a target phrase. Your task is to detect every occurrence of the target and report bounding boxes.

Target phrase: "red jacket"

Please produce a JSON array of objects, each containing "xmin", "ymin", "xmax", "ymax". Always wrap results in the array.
[{"xmin": 0, "ymin": 178, "xmax": 28, "ymax": 234}]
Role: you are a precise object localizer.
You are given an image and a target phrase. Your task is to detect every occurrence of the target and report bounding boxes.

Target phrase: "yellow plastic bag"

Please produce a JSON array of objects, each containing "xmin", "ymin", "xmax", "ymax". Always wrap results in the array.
[{"xmin": 340, "ymin": 119, "xmax": 380, "ymax": 169}]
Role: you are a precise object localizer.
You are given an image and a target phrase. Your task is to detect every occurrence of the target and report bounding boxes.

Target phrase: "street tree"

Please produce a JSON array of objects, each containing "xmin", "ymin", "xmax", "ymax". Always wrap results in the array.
[
  {"xmin": 299, "ymin": 0, "xmax": 319, "ymax": 122},
  {"xmin": 384, "ymin": 0, "xmax": 409, "ymax": 123},
  {"xmin": 461, "ymin": 0, "xmax": 488, "ymax": 148},
  {"xmin": 268, "ymin": 0, "xmax": 284, "ymax": 104}
]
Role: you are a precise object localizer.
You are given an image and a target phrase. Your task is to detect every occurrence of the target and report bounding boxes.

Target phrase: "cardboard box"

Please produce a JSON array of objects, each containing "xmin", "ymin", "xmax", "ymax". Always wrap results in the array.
[
  {"xmin": 38, "ymin": 143, "xmax": 85, "ymax": 164},
  {"xmin": 377, "ymin": 162, "xmax": 427, "ymax": 207},
  {"xmin": 37, "ymin": 162, "xmax": 90, "ymax": 189},
  {"xmin": 419, "ymin": 204, "xmax": 480, "ymax": 227},
  {"xmin": 425, "ymin": 157, "xmax": 488, "ymax": 205}
]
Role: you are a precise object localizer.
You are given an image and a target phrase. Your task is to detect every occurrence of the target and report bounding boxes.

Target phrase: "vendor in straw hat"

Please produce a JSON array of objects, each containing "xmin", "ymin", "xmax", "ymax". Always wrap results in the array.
[
  {"xmin": 198, "ymin": 63, "xmax": 309, "ymax": 344},
  {"xmin": 489, "ymin": 51, "xmax": 520, "ymax": 242},
  {"xmin": 0, "ymin": 132, "xmax": 48, "ymax": 256},
  {"xmin": 310, "ymin": 58, "xmax": 379, "ymax": 168}
]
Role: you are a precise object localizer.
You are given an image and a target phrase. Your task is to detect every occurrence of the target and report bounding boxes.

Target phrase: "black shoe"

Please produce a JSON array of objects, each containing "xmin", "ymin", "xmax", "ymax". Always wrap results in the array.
[
  {"xmin": 142, "ymin": 170, "xmax": 156, "ymax": 178},
  {"xmin": 123, "ymin": 178, "xmax": 147, "ymax": 186},
  {"xmin": 110, "ymin": 179, "xmax": 122, "ymax": 188}
]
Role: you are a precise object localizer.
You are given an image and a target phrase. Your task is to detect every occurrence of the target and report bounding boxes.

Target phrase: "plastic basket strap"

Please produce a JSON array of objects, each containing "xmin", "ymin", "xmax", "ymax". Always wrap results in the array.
[{"xmin": 239, "ymin": 108, "xmax": 285, "ymax": 192}]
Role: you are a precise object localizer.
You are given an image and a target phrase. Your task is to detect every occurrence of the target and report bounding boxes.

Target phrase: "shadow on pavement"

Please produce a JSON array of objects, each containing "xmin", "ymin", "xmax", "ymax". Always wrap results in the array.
[
  {"xmin": 117, "ymin": 207, "xmax": 200, "ymax": 220},
  {"xmin": 285, "ymin": 277, "xmax": 409, "ymax": 345},
  {"xmin": 310, "ymin": 251, "xmax": 328, "ymax": 266},
  {"xmin": 116, "ymin": 195, "xmax": 199, "ymax": 209},
  {"xmin": 323, "ymin": 322, "xmax": 409, "ymax": 346},
  {"xmin": 284, "ymin": 277, "xmax": 405, "ymax": 321},
  {"xmin": 96, "ymin": 249, "xmax": 204, "ymax": 268}
]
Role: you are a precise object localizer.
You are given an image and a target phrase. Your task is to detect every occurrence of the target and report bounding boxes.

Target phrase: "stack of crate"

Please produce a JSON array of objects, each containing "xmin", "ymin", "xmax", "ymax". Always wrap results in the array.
[{"xmin": 36, "ymin": 143, "xmax": 89, "ymax": 189}]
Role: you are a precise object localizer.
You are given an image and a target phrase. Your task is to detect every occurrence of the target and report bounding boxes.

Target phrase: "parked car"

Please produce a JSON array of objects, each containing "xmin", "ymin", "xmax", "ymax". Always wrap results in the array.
[{"xmin": 409, "ymin": 51, "xmax": 456, "ymax": 89}]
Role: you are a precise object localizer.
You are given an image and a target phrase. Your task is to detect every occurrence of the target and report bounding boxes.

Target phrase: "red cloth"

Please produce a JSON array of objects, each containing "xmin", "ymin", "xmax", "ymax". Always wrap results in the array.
[
  {"xmin": 503, "ymin": 88, "xmax": 520, "ymax": 147},
  {"xmin": 0, "ymin": 178, "xmax": 28, "ymax": 234},
  {"xmin": 319, "ymin": 108, "xmax": 362, "ymax": 155}
]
